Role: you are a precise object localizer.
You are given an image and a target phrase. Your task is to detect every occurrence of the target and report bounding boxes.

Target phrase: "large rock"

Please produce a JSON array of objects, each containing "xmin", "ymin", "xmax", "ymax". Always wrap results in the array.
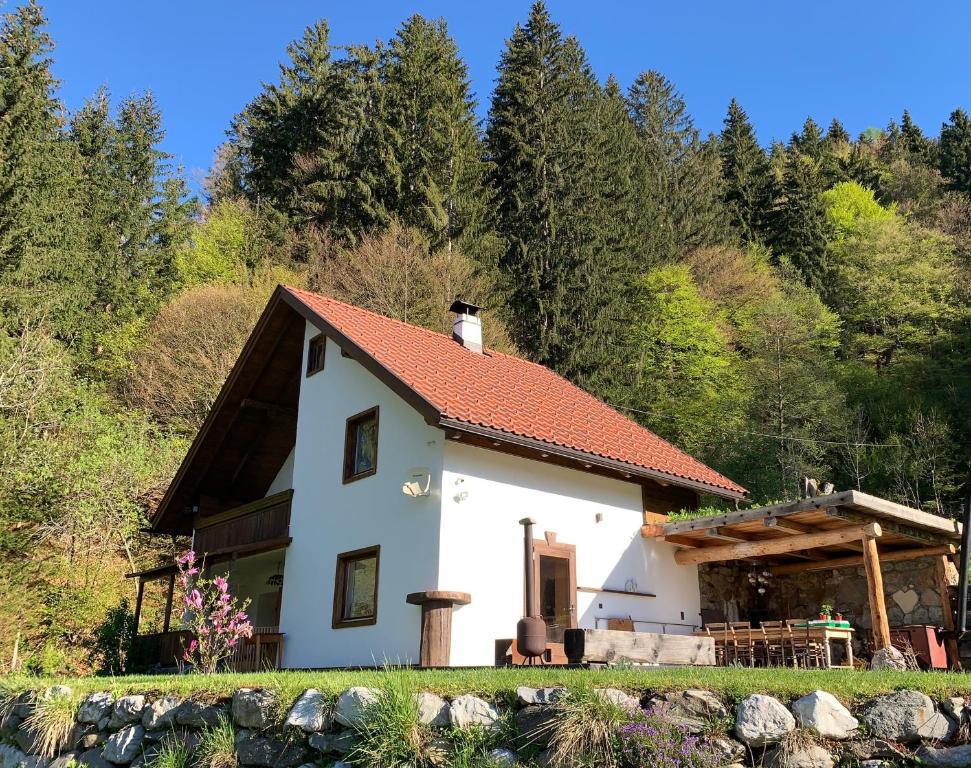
[
  {"xmin": 861, "ymin": 690, "xmax": 953, "ymax": 743},
  {"xmin": 50, "ymin": 754, "xmax": 79, "ymax": 768},
  {"xmin": 448, "ymin": 694, "xmax": 500, "ymax": 728},
  {"xmin": 107, "ymin": 697, "xmax": 146, "ymax": 731},
  {"xmin": 0, "ymin": 711, "xmax": 22, "ymax": 739},
  {"xmin": 141, "ymin": 696, "xmax": 181, "ymax": 731},
  {"xmin": 235, "ymin": 738, "xmax": 308, "ymax": 768},
  {"xmin": 284, "ymin": 690, "xmax": 329, "ymax": 733},
  {"xmin": 734, "ymin": 695, "xmax": 795, "ymax": 746},
  {"xmin": 14, "ymin": 725, "xmax": 42, "ymax": 755},
  {"xmin": 916, "ymin": 744, "xmax": 971, "ymax": 768},
  {"xmin": 424, "ymin": 736, "xmax": 451, "ymax": 767},
  {"xmin": 791, "ymin": 691, "xmax": 858, "ymax": 739},
  {"xmin": 488, "ymin": 748, "xmax": 517, "ymax": 766},
  {"xmin": 841, "ymin": 739, "xmax": 904, "ymax": 762},
  {"xmin": 103, "ymin": 725, "xmax": 144, "ymax": 765},
  {"xmin": 67, "ymin": 724, "xmax": 98, "ymax": 752},
  {"xmin": 10, "ymin": 693, "xmax": 35, "ymax": 719},
  {"xmin": 78, "ymin": 694, "xmax": 114, "ymax": 725},
  {"xmin": 514, "ymin": 706, "xmax": 557, "ymax": 750},
  {"xmin": 77, "ymin": 749, "xmax": 114, "ymax": 768},
  {"xmin": 232, "ymin": 690, "xmax": 278, "ymax": 731},
  {"xmin": 594, "ymin": 688, "xmax": 640, "ymax": 712},
  {"xmin": 333, "ymin": 688, "xmax": 378, "ymax": 729},
  {"xmin": 710, "ymin": 737, "xmax": 745, "ymax": 765},
  {"xmin": 175, "ymin": 701, "xmax": 225, "ymax": 729},
  {"xmin": 765, "ymin": 744, "xmax": 834, "ymax": 768},
  {"xmin": 414, "ymin": 693, "xmax": 449, "ymax": 728},
  {"xmin": 941, "ymin": 697, "xmax": 966, "ymax": 723},
  {"xmin": 0, "ymin": 744, "xmax": 29, "ymax": 768},
  {"xmin": 647, "ymin": 690, "xmax": 727, "ymax": 734},
  {"xmin": 307, "ymin": 732, "xmax": 355, "ymax": 755},
  {"xmin": 870, "ymin": 646, "xmax": 908, "ymax": 671},
  {"xmin": 516, "ymin": 687, "xmax": 564, "ymax": 706},
  {"xmin": 44, "ymin": 686, "xmax": 73, "ymax": 701}
]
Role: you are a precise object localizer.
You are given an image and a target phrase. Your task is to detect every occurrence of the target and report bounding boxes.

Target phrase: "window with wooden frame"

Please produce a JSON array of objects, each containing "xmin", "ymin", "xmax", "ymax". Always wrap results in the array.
[
  {"xmin": 343, "ymin": 407, "xmax": 379, "ymax": 483},
  {"xmin": 306, "ymin": 333, "xmax": 325, "ymax": 377},
  {"xmin": 332, "ymin": 545, "xmax": 380, "ymax": 628}
]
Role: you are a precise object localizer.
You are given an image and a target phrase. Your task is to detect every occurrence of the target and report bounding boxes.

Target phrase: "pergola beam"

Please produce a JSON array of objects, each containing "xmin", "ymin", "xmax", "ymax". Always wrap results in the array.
[
  {"xmin": 769, "ymin": 544, "xmax": 956, "ymax": 575},
  {"xmin": 674, "ymin": 523, "xmax": 882, "ymax": 565}
]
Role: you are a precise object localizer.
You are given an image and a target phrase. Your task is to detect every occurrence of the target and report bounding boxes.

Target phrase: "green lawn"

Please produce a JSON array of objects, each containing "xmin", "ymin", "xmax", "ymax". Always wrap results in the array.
[{"xmin": 4, "ymin": 666, "xmax": 971, "ymax": 708}]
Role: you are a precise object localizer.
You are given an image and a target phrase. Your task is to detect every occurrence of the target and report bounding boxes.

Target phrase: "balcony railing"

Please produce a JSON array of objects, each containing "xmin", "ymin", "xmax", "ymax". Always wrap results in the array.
[
  {"xmin": 131, "ymin": 628, "xmax": 284, "ymax": 672},
  {"xmin": 193, "ymin": 490, "xmax": 292, "ymax": 557}
]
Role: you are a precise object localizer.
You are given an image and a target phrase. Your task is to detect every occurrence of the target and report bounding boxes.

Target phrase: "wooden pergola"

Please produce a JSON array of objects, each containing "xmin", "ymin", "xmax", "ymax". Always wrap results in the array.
[{"xmin": 642, "ymin": 491, "xmax": 962, "ymax": 659}]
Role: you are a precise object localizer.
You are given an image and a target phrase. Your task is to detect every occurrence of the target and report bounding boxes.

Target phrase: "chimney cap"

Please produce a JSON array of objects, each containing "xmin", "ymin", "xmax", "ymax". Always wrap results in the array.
[{"xmin": 449, "ymin": 299, "xmax": 483, "ymax": 316}]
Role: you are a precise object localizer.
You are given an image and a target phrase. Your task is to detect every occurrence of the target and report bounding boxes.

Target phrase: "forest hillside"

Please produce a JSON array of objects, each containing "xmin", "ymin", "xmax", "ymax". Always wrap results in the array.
[{"xmin": 0, "ymin": 1, "xmax": 969, "ymax": 673}]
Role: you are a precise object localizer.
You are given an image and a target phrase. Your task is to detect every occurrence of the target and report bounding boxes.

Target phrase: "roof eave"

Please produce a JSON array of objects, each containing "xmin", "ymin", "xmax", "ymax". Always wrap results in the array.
[{"xmin": 438, "ymin": 417, "xmax": 747, "ymax": 501}]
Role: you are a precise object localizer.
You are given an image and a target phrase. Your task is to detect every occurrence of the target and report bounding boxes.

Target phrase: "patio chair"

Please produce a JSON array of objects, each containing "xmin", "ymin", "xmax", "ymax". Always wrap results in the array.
[
  {"xmin": 703, "ymin": 622, "xmax": 730, "ymax": 666},
  {"xmin": 729, "ymin": 621, "xmax": 755, "ymax": 666},
  {"xmin": 786, "ymin": 618, "xmax": 826, "ymax": 668},
  {"xmin": 758, "ymin": 620, "xmax": 788, "ymax": 667}
]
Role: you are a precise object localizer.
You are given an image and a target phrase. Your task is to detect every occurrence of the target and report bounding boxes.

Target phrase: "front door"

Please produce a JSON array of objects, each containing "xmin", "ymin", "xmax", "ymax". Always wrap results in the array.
[{"xmin": 532, "ymin": 537, "xmax": 577, "ymax": 644}]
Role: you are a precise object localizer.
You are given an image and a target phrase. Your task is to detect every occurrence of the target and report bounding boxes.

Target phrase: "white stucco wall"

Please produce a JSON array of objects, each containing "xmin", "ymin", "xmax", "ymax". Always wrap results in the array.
[
  {"xmin": 265, "ymin": 448, "xmax": 294, "ymax": 497},
  {"xmin": 278, "ymin": 324, "xmax": 445, "ymax": 668},
  {"xmin": 439, "ymin": 441, "xmax": 701, "ymax": 666}
]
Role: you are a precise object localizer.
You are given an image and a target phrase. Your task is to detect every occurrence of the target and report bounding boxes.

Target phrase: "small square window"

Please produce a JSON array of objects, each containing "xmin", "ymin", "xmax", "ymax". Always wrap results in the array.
[
  {"xmin": 343, "ymin": 407, "xmax": 378, "ymax": 483},
  {"xmin": 332, "ymin": 546, "xmax": 379, "ymax": 628},
  {"xmin": 306, "ymin": 334, "xmax": 325, "ymax": 376}
]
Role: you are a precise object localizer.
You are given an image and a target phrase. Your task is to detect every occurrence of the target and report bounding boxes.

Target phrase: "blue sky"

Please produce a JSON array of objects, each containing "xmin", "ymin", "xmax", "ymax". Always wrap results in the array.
[{"xmin": 38, "ymin": 1, "xmax": 971, "ymax": 196}]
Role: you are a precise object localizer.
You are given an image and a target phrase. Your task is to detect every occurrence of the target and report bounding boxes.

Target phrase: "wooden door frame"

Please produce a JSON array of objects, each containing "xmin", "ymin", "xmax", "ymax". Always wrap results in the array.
[{"xmin": 531, "ymin": 533, "xmax": 577, "ymax": 629}]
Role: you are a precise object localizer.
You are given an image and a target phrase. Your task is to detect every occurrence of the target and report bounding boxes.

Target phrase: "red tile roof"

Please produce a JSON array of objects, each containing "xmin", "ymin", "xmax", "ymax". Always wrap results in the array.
[{"xmin": 285, "ymin": 286, "xmax": 746, "ymax": 497}]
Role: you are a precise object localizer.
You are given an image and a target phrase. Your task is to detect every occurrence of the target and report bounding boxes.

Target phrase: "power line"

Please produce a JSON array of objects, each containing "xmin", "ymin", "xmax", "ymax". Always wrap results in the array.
[{"xmin": 612, "ymin": 404, "xmax": 905, "ymax": 449}]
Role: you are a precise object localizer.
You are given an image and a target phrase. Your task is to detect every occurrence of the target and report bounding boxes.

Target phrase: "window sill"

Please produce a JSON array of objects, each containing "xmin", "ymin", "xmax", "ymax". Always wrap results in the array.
[{"xmin": 332, "ymin": 616, "xmax": 377, "ymax": 629}]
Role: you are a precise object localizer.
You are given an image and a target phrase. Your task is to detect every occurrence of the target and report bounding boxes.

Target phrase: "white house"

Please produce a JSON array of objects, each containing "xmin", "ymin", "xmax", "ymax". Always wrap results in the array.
[{"xmin": 136, "ymin": 285, "xmax": 746, "ymax": 669}]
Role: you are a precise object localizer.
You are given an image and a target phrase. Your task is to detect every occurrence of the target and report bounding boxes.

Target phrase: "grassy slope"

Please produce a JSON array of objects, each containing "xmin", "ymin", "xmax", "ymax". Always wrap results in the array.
[{"xmin": 4, "ymin": 667, "xmax": 971, "ymax": 707}]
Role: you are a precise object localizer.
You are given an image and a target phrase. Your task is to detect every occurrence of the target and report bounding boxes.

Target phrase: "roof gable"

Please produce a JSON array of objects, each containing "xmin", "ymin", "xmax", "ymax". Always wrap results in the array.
[{"xmin": 282, "ymin": 286, "xmax": 745, "ymax": 498}]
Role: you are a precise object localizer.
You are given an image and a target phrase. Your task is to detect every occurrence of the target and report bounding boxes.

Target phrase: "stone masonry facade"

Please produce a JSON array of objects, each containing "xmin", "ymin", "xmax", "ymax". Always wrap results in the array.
[{"xmin": 699, "ymin": 554, "xmax": 956, "ymax": 646}]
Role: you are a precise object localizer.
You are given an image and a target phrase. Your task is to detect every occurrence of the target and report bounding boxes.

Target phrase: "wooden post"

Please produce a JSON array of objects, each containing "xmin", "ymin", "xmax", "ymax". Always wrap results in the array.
[
  {"xmin": 861, "ymin": 536, "xmax": 891, "ymax": 650},
  {"xmin": 132, "ymin": 578, "xmax": 146, "ymax": 636},
  {"xmin": 162, "ymin": 573, "xmax": 176, "ymax": 633},
  {"xmin": 934, "ymin": 555, "xmax": 962, "ymax": 670},
  {"xmin": 406, "ymin": 591, "xmax": 471, "ymax": 667}
]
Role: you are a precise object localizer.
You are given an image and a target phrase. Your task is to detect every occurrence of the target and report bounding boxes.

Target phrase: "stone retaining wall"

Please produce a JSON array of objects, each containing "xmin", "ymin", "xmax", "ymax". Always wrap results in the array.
[{"xmin": 2, "ymin": 682, "xmax": 971, "ymax": 768}]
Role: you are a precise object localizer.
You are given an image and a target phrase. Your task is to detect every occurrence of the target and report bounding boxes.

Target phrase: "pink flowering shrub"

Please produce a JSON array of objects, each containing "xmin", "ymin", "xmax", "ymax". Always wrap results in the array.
[{"xmin": 175, "ymin": 550, "xmax": 253, "ymax": 674}]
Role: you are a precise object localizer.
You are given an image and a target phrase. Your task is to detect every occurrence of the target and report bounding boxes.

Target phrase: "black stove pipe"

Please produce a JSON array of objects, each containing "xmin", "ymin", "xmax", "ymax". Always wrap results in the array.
[{"xmin": 957, "ymin": 494, "xmax": 971, "ymax": 635}]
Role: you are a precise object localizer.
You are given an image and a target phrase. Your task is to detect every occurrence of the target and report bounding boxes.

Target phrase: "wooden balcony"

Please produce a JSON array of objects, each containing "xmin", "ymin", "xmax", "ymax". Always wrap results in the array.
[{"xmin": 193, "ymin": 490, "xmax": 293, "ymax": 558}]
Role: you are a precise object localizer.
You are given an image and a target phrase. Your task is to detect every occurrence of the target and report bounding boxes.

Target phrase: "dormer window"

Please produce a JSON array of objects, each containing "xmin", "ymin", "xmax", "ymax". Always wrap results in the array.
[
  {"xmin": 343, "ymin": 407, "xmax": 379, "ymax": 483},
  {"xmin": 306, "ymin": 333, "xmax": 325, "ymax": 376}
]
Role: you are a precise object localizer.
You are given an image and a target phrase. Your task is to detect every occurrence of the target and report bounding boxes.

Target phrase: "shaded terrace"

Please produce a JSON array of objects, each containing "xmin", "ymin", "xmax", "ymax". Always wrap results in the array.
[{"xmin": 641, "ymin": 490, "xmax": 963, "ymax": 667}]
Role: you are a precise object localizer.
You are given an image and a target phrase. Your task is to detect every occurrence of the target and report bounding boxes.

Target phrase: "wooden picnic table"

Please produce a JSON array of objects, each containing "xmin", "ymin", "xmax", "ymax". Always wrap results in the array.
[{"xmin": 695, "ymin": 624, "xmax": 855, "ymax": 669}]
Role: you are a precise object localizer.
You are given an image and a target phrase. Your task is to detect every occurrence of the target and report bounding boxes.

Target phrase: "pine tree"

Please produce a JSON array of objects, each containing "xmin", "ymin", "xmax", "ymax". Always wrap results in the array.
[
  {"xmin": 825, "ymin": 118, "xmax": 850, "ymax": 146},
  {"xmin": 0, "ymin": 1, "xmax": 89, "ymax": 335},
  {"xmin": 719, "ymin": 98, "xmax": 770, "ymax": 242},
  {"xmin": 236, "ymin": 20, "xmax": 364, "ymax": 226},
  {"xmin": 769, "ymin": 150, "xmax": 829, "ymax": 288},
  {"xmin": 900, "ymin": 110, "xmax": 934, "ymax": 165},
  {"xmin": 486, "ymin": 2, "xmax": 626, "ymax": 387},
  {"xmin": 939, "ymin": 108, "xmax": 971, "ymax": 196},
  {"xmin": 0, "ymin": 1, "xmax": 67, "ymax": 276},
  {"xmin": 381, "ymin": 15, "xmax": 492, "ymax": 258},
  {"xmin": 791, "ymin": 116, "xmax": 824, "ymax": 160},
  {"xmin": 295, "ymin": 42, "xmax": 393, "ymax": 241},
  {"xmin": 627, "ymin": 70, "xmax": 727, "ymax": 265}
]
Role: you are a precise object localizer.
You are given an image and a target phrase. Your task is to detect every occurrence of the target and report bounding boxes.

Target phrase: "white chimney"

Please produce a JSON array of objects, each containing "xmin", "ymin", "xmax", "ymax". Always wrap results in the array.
[{"xmin": 449, "ymin": 299, "xmax": 483, "ymax": 354}]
